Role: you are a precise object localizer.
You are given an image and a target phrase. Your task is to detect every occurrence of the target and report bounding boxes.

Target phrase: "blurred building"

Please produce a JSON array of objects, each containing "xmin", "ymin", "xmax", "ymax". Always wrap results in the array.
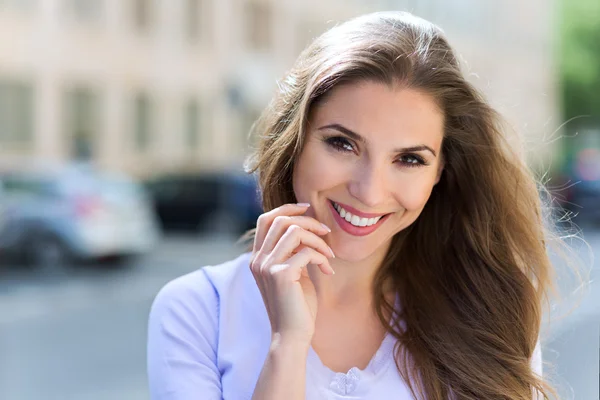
[{"xmin": 0, "ymin": 0, "xmax": 558, "ymax": 177}]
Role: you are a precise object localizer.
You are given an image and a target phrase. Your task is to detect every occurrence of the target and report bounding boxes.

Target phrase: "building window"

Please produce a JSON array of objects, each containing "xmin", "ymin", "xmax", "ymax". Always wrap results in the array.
[
  {"xmin": 0, "ymin": 0, "xmax": 36, "ymax": 11},
  {"xmin": 64, "ymin": 86, "xmax": 99, "ymax": 160},
  {"xmin": 185, "ymin": 0, "xmax": 200, "ymax": 41},
  {"xmin": 184, "ymin": 99, "xmax": 200, "ymax": 149},
  {"xmin": 66, "ymin": 0, "xmax": 103, "ymax": 22},
  {"xmin": 134, "ymin": 93, "xmax": 151, "ymax": 151},
  {"xmin": 185, "ymin": 0, "xmax": 212, "ymax": 44},
  {"xmin": 0, "ymin": 80, "xmax": 34, "ymax": 145},
  {"xmin": 133, "ymin": 0, "xmax": 152, "ymax": 31},
  {"xmin": 245, "ymin": 1, "xmax": 271, "ymax": 51}
]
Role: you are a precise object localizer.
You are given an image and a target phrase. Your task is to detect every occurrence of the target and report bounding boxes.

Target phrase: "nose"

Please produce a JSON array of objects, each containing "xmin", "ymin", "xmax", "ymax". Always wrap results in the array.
[{"xmin": 347, "ymin": 160, "xmax": 390, "ymax": 209}]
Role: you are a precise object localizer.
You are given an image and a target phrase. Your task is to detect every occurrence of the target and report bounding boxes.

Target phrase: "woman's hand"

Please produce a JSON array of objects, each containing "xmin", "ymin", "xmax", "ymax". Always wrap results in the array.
[{"xmin": 249, "ymin": 203, "xmax": 335, "ymax": 346}]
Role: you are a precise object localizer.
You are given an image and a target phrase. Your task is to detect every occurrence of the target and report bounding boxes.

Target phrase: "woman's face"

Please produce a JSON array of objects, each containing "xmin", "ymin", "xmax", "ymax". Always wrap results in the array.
[{"xmin": 293, "ymin": 81, "xmax": 445, "ymax": 262}]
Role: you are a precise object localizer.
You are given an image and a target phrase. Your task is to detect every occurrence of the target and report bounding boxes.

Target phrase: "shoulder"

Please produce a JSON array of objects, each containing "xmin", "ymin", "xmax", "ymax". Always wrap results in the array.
[
  {"xmin": 150, "ymin": 251, "xmax": 253, "ymax": 319},
  {"xmin": 201, "ymin": 251, "xmax": 253, "ymax": 292},
  {"xmin": 532, "ymin": 338, "xmax": 543, "ymax": 376},
  {"xmin": 147, "ymin": 253, "xmax": 253, "ymax": 398}
]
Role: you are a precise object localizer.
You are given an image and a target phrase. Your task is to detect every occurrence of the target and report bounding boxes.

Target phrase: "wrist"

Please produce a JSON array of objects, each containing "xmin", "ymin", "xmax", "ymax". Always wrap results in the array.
[
  {"xmin": 252, "ymin": 333, "xmax": 309, "ymax": 400},
  {"xmin": 270, "ymin": 332, "xmax": 311, "ymax": 354}
]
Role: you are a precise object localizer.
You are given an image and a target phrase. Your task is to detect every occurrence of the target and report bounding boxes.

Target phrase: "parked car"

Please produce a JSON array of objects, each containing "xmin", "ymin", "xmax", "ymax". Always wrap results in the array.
[
  {"xmin": 553, "ymin": 147, "xmax": 600, "ymax": 225},
  {"xmin": 145, "ymin": 171, "xmax": 262, "ymax": 235},
  {"xmin": 0, "ymin": 164, "xmax": 160, "ymax": 269}
]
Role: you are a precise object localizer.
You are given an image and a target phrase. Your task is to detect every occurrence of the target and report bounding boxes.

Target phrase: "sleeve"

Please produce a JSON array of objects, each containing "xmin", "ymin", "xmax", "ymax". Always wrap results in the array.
[
  {"xmin": 531, "ymin": 339, "xmax": 543, "ymax": 377},
  {"xmin": 531, "ymin": 339, "xmax": 543, "ymax": 400},
  {"xmin": 147, "ymin": 269, "xmax": 222, "ymax": 400}
]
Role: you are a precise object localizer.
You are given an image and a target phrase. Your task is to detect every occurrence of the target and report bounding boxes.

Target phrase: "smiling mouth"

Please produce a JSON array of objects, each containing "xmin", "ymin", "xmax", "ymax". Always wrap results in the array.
[{"xmin": 329, "ymin": 200, "xmax": 390, "ymax": 228}]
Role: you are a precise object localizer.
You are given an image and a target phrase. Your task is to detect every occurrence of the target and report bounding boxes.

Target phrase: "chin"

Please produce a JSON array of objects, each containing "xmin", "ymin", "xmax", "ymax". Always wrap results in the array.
[{"xmin": 327, "ymin": 236, "xmax": 385, "ymax": 263}]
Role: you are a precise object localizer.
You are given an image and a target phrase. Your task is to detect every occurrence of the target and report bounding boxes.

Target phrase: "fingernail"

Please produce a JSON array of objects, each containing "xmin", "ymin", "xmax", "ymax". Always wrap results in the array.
[
  {"xmin": 296, "ymin": 203, "xmax": 311, "ymax": 207},
  {"xmin": 329, "ymin": 246, "xmax": 335, "ymax": 258},
  {"xmin": 321, "ymin": 223, "xmax": 331, "ymax": 232},
  {"xmin": 330, "ymin": 268, "xmax": 336, "ymax": 275}
]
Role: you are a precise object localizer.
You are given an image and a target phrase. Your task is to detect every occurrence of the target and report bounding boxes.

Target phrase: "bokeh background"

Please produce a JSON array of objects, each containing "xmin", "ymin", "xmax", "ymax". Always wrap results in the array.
[{"xmin": 0, "ymin": 0, "xmax": 598, "ymax": 399}]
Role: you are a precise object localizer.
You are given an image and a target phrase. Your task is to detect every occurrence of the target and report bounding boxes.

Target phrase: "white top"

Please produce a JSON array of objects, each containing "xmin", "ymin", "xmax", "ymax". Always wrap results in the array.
[{"xmin": 147, "ymin": 252, "xmax": 543, "ymax": 399}]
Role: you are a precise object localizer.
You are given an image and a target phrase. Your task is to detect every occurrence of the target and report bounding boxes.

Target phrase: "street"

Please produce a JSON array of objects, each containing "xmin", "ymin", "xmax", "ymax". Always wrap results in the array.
[
  {"xmin": 0, "ymin": 231, "xmax": 598, "ymax": 400},
  {"xmin": 0, "ymin": 234, "xmax": 246, "ymax": 400}
]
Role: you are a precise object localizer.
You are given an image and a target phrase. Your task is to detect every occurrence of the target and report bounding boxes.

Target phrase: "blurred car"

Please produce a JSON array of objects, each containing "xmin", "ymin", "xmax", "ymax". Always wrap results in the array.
[
  {"xmin": 145, "ymin": 171, "xmax": 262, "ymax": 235},
  {"xmin": 0, "ymin": 164, "xmax": 160, "ymax": 268}
]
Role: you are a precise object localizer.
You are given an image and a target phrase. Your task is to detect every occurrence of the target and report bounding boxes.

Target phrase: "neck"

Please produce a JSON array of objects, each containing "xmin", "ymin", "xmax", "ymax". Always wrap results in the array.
[{"xmin": 307, "ymin": 243, "xmax": 391, "ymax": 310}]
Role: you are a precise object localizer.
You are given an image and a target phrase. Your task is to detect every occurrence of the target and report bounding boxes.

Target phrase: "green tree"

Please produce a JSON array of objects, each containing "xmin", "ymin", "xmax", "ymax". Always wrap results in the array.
[
  {"xmin": 560, "ymin": 0, "xmax": 600, "ymax": 125},
  {"xmin": 557, "ymin": 0, "xmax": 600, "ymax": 175}
]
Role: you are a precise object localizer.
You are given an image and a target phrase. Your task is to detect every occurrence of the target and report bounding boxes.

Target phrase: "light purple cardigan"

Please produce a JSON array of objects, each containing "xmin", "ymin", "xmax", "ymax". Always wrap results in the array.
[{"xmin": 147, "ymin": 252, "xmax": 543, "ymax": 399}]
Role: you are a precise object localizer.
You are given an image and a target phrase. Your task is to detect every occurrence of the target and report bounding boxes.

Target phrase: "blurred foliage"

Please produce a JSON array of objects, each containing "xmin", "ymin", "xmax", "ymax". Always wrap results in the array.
[{"xmin": 560, "ymin": 0, "xmax": 600, "ymax": 125}]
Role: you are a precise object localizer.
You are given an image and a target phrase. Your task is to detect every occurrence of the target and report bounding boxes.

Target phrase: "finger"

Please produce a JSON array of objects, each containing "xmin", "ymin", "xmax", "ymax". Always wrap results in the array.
[
  {"xmin": 265, "ymin": 247, "xmax": 334, "ymax": 278},
  {"xmin": 269, "ymin": 224, "xmax": 334, "ymax": 263},
  {"xmin": 285, "ymin": 246, "xmax": 335, "ymax": 276},
  {"xmin": 260, "ymin": 215, "xmax": 331, "ymax": 255},
  {"xmin": 253, "ymin": 203, "xmax": 312, "ymax": 254}
]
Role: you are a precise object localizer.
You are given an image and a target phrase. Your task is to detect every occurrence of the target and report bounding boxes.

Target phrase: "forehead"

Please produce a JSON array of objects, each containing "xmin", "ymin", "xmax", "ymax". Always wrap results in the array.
[{"xmin": 309, "ymin": 81, "xmax": 444, "ymax": 148}]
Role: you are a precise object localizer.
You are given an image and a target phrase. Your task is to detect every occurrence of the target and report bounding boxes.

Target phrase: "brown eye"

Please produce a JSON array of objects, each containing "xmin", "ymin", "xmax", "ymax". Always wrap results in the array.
[
  {"xmin": 397, "ymin": 154, "xmax": 426, "ymax": 167},
  {"xmin": 325, "ymin": 136, "xmax": 355, "ymax": 152}
]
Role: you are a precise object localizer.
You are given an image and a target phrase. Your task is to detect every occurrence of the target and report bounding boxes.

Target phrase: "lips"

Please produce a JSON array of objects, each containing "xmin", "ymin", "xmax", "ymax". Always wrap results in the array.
[
  {"xmin": 330, "ymin": 200, "xmax": 389, "ymax": 219},
  {"xmin": 331, "ymin": 201, "xmax": 384, "ymax": 227},
  {"xmin": 327, "ymin": 200, "xmax": 390, "ymax": 237}
]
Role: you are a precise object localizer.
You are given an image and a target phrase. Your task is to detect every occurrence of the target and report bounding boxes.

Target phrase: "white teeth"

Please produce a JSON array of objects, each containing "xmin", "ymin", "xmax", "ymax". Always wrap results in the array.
[{"xmin": 332, "ymin": 202, "xmax": 383, "ymax": 227}]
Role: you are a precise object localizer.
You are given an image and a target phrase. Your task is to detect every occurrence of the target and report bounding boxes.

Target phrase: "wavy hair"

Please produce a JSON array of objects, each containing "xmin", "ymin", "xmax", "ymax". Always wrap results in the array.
[{"xmin": 246, "ymin": 11, "xmax": 564, "ymax": 399}]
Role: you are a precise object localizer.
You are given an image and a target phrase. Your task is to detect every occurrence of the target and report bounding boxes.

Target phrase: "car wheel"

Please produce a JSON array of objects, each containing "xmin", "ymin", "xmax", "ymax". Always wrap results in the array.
[{"xmin": 29, "ymin": 234, "xmax": 71, "ymax": 276}]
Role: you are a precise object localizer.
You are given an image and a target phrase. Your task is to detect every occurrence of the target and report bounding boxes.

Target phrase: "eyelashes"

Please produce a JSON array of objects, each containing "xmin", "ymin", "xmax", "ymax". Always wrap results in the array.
[
  {"xmin": 323, "ymin": 135, "xmax": 429, "ymax": 168},
  {"xmin": 325, "ymin": 136, "xmax": 354, "ymax": 152}
]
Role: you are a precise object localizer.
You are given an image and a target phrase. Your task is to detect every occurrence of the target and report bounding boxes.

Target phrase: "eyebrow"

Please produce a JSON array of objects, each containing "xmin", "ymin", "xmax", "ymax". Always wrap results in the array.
[{"xmin": 317, "ymin": 123, "xmax": 438, "ymax": 157}]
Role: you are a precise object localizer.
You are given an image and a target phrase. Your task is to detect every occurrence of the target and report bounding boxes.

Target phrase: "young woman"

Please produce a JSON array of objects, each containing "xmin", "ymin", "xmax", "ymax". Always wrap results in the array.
[{"xmin": 148, "ymin": 11, "xmax": 558, "ymax": 399}]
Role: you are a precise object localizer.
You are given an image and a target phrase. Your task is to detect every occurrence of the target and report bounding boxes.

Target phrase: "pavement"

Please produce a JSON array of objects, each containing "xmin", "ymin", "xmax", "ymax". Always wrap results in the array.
[
  {"xmin": 0, "ymin": 231, "xmax": 597, "ymax": 400},
  {"xmin": 0, "ymin": 234, "xmax": 246, "ymax": 400}
]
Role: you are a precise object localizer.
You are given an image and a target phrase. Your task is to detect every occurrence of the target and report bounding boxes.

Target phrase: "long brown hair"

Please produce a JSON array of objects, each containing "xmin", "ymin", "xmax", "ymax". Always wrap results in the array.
[{"xmin": 246, "ymin": 11, "xmax": 565, "ymax": 399}]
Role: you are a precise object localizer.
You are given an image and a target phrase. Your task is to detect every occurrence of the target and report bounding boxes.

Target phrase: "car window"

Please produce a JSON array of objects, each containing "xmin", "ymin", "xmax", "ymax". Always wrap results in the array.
[
  {"xmin": 147, "ymin": 178, "xmax": 184, "ymax": 200},
  {"xmin": 191, "ymin": 178, "xmax": 220, "ymax": 200},
  {"xmin": 147, "ymin": 176, "xmax": 221, "ymax": 201},
  {"xmin": 98, "ymin": 176, "xmax": 143, "ymax": 199},
  {"xmin": 0, "ymin": 176, "xmax": 58, "ymax": 197},
  {"xmin": 52, "ymin": 170, "xmax": 143, "ymax": 202}
]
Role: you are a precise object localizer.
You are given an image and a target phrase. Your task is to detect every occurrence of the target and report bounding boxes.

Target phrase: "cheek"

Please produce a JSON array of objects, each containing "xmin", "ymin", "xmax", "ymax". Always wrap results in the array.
[
  {"xmin": 394, "ymin": 175, "xmax": 438, "ymax": 211},
  {"xmin": 294, "ymin": 146, "xmax": 342, "ymax": 193},
  {"xmin": 293, "ymin": 151, "xmax": 323, "ymax": 202}
]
